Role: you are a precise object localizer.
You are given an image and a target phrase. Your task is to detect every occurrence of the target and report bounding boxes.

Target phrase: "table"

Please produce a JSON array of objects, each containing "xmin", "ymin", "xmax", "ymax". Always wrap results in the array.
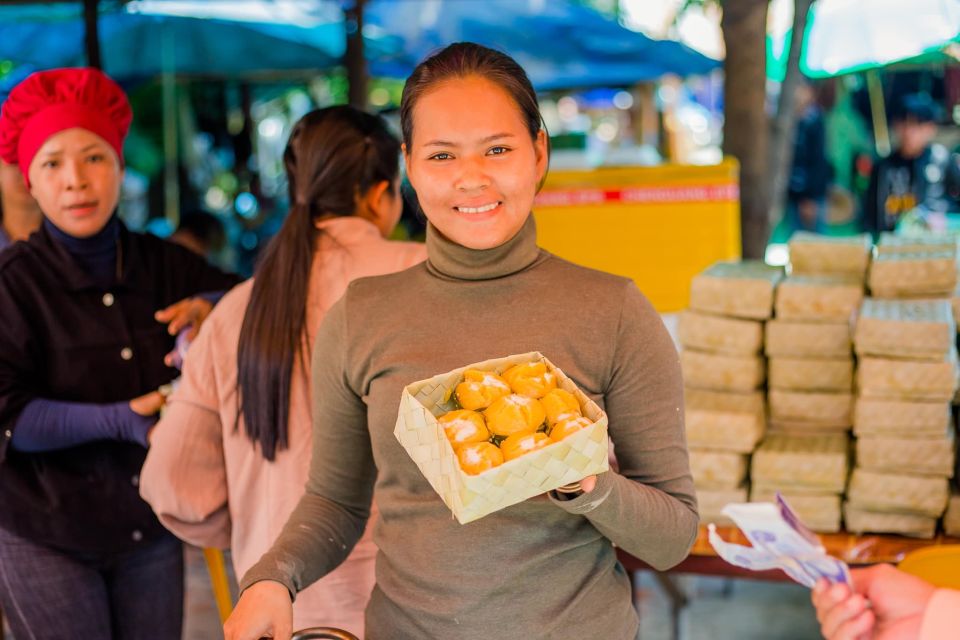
[{"xmin": 618, "ymin": 525, "xmax": 960, "ymax": 639}]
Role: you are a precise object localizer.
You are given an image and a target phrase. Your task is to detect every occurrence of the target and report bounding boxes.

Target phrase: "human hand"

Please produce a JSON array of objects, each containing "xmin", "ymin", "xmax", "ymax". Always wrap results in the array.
[
  {"xmin": 154, "ymin": 297, "xmax": 213, "ymax": 340},
  {"xmin": 812, "ymin": 564, "xmax": 935, "ymax": 640},
  {"xmin": 223, "ymin": 580, "xmax": 293, "ymax": 640},
  {"xmin": 581, "ymin": 475, "xmax": 597, "ymax": 493},
  {"xmin": 130, "ymin": 390, "xmax": 165, "ymax": 417}
]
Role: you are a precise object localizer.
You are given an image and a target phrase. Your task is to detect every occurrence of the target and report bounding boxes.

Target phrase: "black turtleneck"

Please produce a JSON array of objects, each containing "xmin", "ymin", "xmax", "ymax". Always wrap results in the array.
[{"xmin": 44, "ymin": 214, "xmax": 120, "ymax": 288}]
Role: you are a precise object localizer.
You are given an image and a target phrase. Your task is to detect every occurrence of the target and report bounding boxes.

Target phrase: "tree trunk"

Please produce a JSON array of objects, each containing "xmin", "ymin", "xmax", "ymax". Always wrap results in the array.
[
  {"xmin": 721, "ymin": 0, "xmax": 770, "ymax": 259},
  {"xmin": 768, "ymin": 0, "xmax": 814, "ymax": 229},
  {"xmin": 345, "ymin": 0, "xmax": 367, "ymax": 109}
]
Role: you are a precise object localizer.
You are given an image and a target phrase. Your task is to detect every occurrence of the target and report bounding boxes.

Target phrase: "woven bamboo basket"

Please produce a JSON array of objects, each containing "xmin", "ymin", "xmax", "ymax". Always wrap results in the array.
[
  {"xmin": 847, "ymin": 469, "xmax": 949, "ymax": 518},
  {"xmin": 843, "ymin": 503, "xmax": 937, "ymax": 539},
  {"xmin": 394, "ymin": 352, "xmax": 609, "ymax": 524},
  {"xmin": 855, "ymin": 433, "xmax": 956, "ymax": 478}
]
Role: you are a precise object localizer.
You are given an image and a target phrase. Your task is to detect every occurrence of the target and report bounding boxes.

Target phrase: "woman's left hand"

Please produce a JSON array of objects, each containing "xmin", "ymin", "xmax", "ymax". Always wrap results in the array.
[
  {"xmin": 581, "ymin": 475, "xmax": 597, "ymax": 493},
  {"xmin": 155, "ymin": 297, "xmax": 212, "ymax": 340}
]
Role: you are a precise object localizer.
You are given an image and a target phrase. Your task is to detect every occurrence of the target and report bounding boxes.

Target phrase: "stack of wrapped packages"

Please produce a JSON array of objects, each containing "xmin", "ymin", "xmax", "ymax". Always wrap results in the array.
[
  {"xmin": 680, "ymin": 261, "xmax": 783, "ymax": 524},
  {"xmin": 847, "ymin": 233, "xmax": 960, "ymax": 538},
  {"xmin": 749, "ymin": 233, "xmax": 870, "ymax": 532}
]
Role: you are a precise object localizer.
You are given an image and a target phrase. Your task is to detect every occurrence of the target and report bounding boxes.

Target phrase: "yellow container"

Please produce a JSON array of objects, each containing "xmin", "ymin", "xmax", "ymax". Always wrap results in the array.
[
  {"xmin": 534, "ymin": 159, "xmax": 741, "ymax": 312},
  {"xmin": 898, "ymin": 544, "xmax": 960, "ymax": 589}
]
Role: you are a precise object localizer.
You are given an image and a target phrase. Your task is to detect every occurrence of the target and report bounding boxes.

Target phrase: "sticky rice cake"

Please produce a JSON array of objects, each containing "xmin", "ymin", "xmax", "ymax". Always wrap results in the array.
[
  {"xmin": 688, "ymin": 450, "xmax": 749, "ymax": 489},
  {"xmin": 788, "ymin": 231, "xmax": 871, "ymax": 279},
  {"xmin": 847, "ymin": 468, "xmax": 949, "ymax": 517},
  {"xmin": 768, "ymin": 357, "xmax": 853, "ymax": 392},
  {"xmin": 688, "ymin": 261, "xmax": 783, "ymax": 320},
  {"xmin": 681, "ymin": 349, "xmax": 765, "ymax": 392},
  {"xmin": 678, "ymin": 311, "xmax": 763, "ymax": 356},
  {"xmin": 775, "ymin": 275, "xmax": 864, "ymax": 322},
  {"xmin": 854, "ymin": 298, "xmax": 954, "ymax": 360},
  {"xmin": 684, "ymin": 388, "xmax": 765, "ymax": 453},
  {"xmin": 765, "ymin": 320, "xmax": 851, "ymax": 358},
  {"xmin": 751, "ymin": 433, "xmax": 849, "ymax": 492}
]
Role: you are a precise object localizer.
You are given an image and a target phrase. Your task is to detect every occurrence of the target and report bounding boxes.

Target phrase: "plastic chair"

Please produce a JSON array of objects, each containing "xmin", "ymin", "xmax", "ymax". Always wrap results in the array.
[
  {"xmin": 897, "ymin": 544, "xmax": 960, "ymax": 589},
  {"xmin": 291, "ymin": 629, "xmax": 359, "ymax": 640},
  {"xmin": 202, "ymin": 547, "xmax": 234, "ymax": 623}
]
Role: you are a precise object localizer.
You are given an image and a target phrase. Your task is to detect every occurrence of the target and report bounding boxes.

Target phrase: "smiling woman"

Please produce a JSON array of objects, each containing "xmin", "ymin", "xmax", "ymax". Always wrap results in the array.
[
  {"xmin": 0, "ymin": 67, "xmax": 238, "ymax": 640},
  {"xmin": 224, "ymin": 43, "xmax": 697, "ymax": 640}
]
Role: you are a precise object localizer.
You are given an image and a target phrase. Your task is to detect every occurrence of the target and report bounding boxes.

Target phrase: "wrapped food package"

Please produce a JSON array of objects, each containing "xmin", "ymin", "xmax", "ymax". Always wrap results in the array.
[
  {"xmin": 868, "ymin": 249, "xmax": 958, "ymax": 298},
  {"xmin": 854, "ymin": 298, "xmax": 955, "ymax": 360},
  {"xmin": 846, "ymin": 468, "xmax": 949, "ymax": 518},
  {"xmin": 678, "ymin": 310, "xmax": 763, "ymax": 356},
  {"xmin": 853, "ymin": 397, "xmax": 952, "ymax": 438},
  {"xmin": 857, "ymin": 351, "xmax": 959, "ymax": 402},
  {"xmin": 688, "ymin": 450, "xmax": 749, "ymax": 490},
  {"xmin": 876, "ymin": 232, "xmax": 958, "ymax": 256},
  {"xmin": 684, "ymin": 388, "xmax": 765, "ymax": 453},
  {"xmin": 843, "ymin": 503, "xmax": 937, "ymax": 539},
  {"xmin": 765, "ymin": 320, "xmax": 852, "ymax": 358},
  {"xmin": 788, "ymin": 231, "xmax": 872, "ymax": 279},
  {"xmin": 855, "ymin": 430, "xmax": 956, "ymax": 478},
  {"xmin": 688, "ymin": 261, "xmax": 784, "ymax": 320},
  {"xmin": 768, "ymin": 357, "xmax": 853, "ymax": 392},
  {"xmin": 768, "ymin": 389, "xmax": 853, "ymax": 428},
  {"xmin": 751, "ymin": 433, "xmax": 850, "ymax": 493},
  {"xmin": 775, "ymin": 275, "xmax": 864, "ymax": 323},
  {"xmin": 681, "ymin": 349, "xmax": 765, "ymax": 392}
]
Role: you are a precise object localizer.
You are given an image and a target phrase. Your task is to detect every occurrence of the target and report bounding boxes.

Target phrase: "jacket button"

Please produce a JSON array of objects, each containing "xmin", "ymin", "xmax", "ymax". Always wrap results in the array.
[
  {"xmin": 102, "ymin": 293, "xmax": 115, "ymax": 307},
  {"xmin": 131, "ymin": 474, "xmax": 139, "ymax": 487},
  {"xmin": 3, "ymin": 429, "xmax": 10, "ymax": 438},
  {"xmin": 120, "ymin": 347, "xmax": 133, "ymax": 361},
  {"xmin": 131, "ymin": 529, "xmax": 143, "ymax": 542}
]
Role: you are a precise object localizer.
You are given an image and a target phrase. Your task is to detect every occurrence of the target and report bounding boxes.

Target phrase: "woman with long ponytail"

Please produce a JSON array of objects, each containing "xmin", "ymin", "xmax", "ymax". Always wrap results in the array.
[{"xmin": 141, "ymin": 106, "xmax": 425, "ymax": 634}]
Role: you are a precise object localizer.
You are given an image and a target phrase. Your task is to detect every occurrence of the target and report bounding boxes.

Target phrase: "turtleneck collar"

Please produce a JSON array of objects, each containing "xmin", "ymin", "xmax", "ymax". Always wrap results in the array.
[
  {"xmin": 425, "ymin": 214, "xmax": 542, "ymax": 281},
  {"xmin": 45, "ymin": 215, "xmax": 120, "ymax": 287}
]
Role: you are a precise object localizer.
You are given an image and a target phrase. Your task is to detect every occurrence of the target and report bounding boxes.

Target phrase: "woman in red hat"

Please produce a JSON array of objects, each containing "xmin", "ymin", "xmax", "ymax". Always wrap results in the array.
[{"xmin": 0, "ymin": 67, "xmax": 238, "ymax": 639}]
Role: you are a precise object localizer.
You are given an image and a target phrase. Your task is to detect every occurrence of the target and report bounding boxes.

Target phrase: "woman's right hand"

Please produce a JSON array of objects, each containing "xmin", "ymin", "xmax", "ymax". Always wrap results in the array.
[
  {"xmin": 129, "ymin": 390, "xmax": 165, "ymax": 416},
  {"xmin": 223, "ymin": 580, "xmax": 293, "ymax": 640}
]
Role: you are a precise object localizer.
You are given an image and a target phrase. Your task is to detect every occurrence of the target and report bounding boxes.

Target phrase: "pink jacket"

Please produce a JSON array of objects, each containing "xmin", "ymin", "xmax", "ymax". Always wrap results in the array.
[
  {"xmin": 141, "ymin": 217, "xmax": 425, "ymax": 634},
  {"xmin": 921, "ymin": 588, "xmax": 960, "ymax": 639}
]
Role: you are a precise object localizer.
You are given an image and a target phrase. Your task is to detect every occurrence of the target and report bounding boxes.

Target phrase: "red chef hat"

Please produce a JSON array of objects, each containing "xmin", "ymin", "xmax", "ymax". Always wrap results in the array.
[{"xmin": 0, "ymin": 67, "xmax": 131, "ymax": 187}]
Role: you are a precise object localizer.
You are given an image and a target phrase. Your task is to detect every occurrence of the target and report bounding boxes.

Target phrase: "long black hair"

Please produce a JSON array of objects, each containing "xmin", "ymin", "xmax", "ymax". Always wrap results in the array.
[{"xmin": 236, "ymin": 105, "xmax": 400, "ymax": 460}]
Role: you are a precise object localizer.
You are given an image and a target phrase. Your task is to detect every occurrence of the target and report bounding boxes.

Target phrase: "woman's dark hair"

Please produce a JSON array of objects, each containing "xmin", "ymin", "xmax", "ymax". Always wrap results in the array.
[
  {"xmin": 237, "ymin": 105, "xmax": 400, "ymax": 460},
  {"xmin": 399, "ymin": 42, "xmax": 549, "ymax": 187}
]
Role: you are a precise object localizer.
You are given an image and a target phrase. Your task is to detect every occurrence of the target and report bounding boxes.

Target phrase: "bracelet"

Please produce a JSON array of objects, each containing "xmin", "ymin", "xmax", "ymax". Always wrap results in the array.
[{"xmin": 554, "ymin": 481, "xmax": 583, "ymax": 500}]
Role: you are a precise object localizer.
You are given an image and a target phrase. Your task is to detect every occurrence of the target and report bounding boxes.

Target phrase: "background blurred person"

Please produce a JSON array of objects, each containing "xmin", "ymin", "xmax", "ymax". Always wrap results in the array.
[
  {"xmin": 0, "ymin": 67, "xmax": 238, "ymax": 640},
  {"xmin": 784, "ymin": 80, "xmax": 832, "ymax": 234},
  {"xmin": 140, "ymin": 105, "xmax": 425, "ymax": 636},
  {"xmin": 863, "ymin": 93, "xmax": 960, "ymax": 234}
]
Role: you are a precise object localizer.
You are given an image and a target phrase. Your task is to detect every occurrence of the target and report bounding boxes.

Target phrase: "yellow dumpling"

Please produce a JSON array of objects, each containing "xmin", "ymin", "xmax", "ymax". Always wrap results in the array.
[
  {"xmin": 502, "ymin": 361, "xmax": 557, "ymax": 398},
  {"xmin": 455, "ymin": 369, "xmax": 512, "ymax": 411},
  {"xmin": 541, "ymin": 388, "xmax": 582, "ymax": 425},
  {"xmin": 500, "ymin": 431, "xmax": 552, "ymax": 462},
  {"xmin": 438, "ymin": 410, "xmax": 490, "ymax": 447},
  {"xmin": 484, "ymin": 394, "xmax": 546, "ymax": 437},
  {"xmin": 549, "ymin": 415, "xmax": 593, "ymax": 442},
  {"xmin": 456, "ymin": 441, "xmax": 504, "ymax": 475}
]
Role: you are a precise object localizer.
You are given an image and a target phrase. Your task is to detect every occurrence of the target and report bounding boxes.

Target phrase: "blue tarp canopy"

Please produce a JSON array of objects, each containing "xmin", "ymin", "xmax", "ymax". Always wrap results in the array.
[
  {"xmin": 0, "ymin": 0, "xmax": 720, "ymax": 90},
  {"xmin": 363, "ymin": 0, "xmax": 720, "ymax": 89}
]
